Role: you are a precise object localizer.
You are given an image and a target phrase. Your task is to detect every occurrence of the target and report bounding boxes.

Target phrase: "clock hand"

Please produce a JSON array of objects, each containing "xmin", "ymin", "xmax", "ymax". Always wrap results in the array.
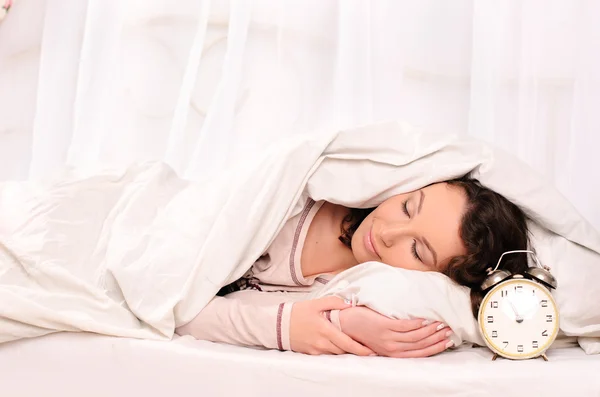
[{"xmin": 508, "ymin": 300, "xmax": 524, "ymax": 323}]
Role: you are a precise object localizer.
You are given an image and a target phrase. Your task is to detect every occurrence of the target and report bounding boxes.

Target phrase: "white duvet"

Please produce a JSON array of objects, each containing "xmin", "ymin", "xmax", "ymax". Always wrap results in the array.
[{"xmin": 0, "ymin": 121, "xmax": 599, "ymax": 353}]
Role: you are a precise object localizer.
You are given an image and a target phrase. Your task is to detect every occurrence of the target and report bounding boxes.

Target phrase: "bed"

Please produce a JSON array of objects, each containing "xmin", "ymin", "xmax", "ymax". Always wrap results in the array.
[{"xmin": 1, "ymin": 333, "xmax": 598, "ymax": 396}]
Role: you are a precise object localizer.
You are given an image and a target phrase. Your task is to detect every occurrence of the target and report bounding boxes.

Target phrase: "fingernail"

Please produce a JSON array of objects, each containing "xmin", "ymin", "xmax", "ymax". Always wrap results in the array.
[
  {"xmin": 436, "ymin": 323, "xmax": 447, "ymax": 331},
  {"xmin": 445, "ymin": 341, "xmax": 454, "ymax": 349},
  {"xmin": 445, "ymin": 330, "xmax": 453, "ymax": 337},
  {"xmin": 421, "ymin": 320, "xmax": 432, "ymax": 326}
]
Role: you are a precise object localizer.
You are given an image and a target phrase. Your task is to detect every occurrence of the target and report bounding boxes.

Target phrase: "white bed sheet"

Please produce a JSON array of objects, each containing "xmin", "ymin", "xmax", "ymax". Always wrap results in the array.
[{"xmin": 1, "ymin": 333, "xmax": 598, "ymax": 397}]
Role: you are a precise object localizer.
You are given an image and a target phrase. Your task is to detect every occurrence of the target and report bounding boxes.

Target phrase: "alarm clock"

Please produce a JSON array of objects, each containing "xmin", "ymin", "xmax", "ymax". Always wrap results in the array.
[{"xmin": 478, "ymin": 250, "xmax": 559, "ymax": 361}]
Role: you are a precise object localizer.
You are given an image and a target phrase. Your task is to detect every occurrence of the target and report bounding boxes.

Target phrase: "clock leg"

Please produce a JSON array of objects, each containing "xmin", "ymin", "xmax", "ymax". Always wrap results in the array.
[
  {"xmin": 491, "ymin": 354, "xmax": 498, "ymax": 361},
  {"xmin": 541, "ymin": 354, "xmax": 549, "ymax": 362}
]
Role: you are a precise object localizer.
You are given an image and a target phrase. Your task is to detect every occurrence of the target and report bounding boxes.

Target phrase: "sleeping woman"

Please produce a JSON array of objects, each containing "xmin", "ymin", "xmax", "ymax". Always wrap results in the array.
[{"xmin": 176, "ymin": 176, "xmax": 530, "ymax": 358}]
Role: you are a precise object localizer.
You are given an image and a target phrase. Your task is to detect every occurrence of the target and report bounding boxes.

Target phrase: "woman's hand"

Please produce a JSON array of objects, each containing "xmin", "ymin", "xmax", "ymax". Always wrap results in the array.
[
  {"xmin": 339, "ymin": 306, "xmax": 454, "ymax": 358},
  {"xmin": 290, "ymin": 297, "xmax": 375, "ymax": 356}
]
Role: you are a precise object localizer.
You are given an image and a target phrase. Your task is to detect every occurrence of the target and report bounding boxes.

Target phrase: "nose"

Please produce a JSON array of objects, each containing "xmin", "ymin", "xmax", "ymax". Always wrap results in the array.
[{"xmin": 380, "ymin": 222, "xmax": 413, "ymax": 248}]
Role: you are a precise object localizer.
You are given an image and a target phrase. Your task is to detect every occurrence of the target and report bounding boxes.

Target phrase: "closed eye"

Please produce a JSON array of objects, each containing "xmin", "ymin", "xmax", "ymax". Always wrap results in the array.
[
  {"xmin": 411, "ymin": 239, "xmax": 421, "ymax": 262},
  {"xmin": 402, "ymin": 200, "xmax": 410, "ymax": 218}
]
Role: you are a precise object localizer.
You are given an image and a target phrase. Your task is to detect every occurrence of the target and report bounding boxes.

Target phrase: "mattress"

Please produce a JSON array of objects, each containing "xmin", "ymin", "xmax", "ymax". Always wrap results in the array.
[{"xmin": 1, "ymin": 333, "xmax": 599, "ymax": 397}]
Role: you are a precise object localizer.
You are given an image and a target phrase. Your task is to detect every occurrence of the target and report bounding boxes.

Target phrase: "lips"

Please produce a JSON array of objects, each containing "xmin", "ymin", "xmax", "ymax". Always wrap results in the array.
[{"xmin": 364, "ymin": 225, "xmax": 381, "ymax": 259}]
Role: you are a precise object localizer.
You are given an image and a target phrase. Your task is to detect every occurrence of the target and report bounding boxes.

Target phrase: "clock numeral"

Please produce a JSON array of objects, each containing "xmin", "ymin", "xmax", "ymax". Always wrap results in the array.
[
  {"xmin": 487, "ymin": 316, "xmax": 494, "ymax": 324},
  {"xmin": 514, "ymin": 285, "xmax": 523, "ymax": 293},
  {"xmin": 517, "ymin": 345, "xmax": 524, "ymax": 353},
  {"xmin": 546, "ymin": 315, "xmax": 553, "ymax": 323},
  {"xmin": 532, "ymin": 341, "xmax": 539, "ymax": 349},
  {"xmin": 542, "ymin": 330, "xmax": 548, "ymax": 337},
  {"xmin": 532, "ymin": 289, "xmax": 536, "ymax": 296},
  {"xmin": 501, "ymin": 290, "xmax": 508, "ymax": 297},
  {"xmin": 491, "ymin": 331, "xmax": 498, "ymax": 338},
  {"xmin": 490, "ymin": 301, "xmax": 498, "ymax": 309},
  {"xmin": 541, "ymin": 300, "xmax": 548, "ymax": 308},
  {"xmin": 503, "ymin": 341, "xmax": 509, "ymax": 350}
]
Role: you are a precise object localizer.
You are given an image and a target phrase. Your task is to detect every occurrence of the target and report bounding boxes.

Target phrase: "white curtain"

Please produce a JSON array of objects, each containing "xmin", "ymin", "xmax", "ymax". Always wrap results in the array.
[{"xmin": 1, "ymin": 0, "xmax": 599, "ymax": 229}]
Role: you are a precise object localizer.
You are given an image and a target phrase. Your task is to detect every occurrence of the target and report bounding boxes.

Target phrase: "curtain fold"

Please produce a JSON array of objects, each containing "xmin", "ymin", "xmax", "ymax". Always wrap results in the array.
[{"xmin": 1, "ymin": 0, "xmax": 598, "ymax": 228}]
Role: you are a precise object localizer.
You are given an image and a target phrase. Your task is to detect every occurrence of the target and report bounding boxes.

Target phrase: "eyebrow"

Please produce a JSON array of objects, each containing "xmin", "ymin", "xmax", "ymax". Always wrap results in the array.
[
  {"xmin": 417, "ymin": 190, "xmax": 425, "ymax": 214},
  {"xmin": 417, "ymin": 190, "xmax": 438, "ymax": 266}
]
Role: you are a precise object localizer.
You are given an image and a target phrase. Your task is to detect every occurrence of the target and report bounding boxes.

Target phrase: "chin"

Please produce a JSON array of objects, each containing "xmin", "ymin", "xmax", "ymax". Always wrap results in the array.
[{"xmin": 352, "ymin": 251, "xmax": 367, "ymax": 264}]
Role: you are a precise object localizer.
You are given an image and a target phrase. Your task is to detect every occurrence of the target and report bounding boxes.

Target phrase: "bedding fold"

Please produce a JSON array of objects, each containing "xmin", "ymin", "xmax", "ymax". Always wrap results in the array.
[{"xmin": 0, "ymin": 121, "xmax": 598, "ymax": 353}]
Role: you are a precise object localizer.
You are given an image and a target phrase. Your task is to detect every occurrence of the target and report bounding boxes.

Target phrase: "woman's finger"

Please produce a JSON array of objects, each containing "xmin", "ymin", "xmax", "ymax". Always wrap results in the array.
[
  {"xmin": 398, "ymin": 327, "xmax": 452, "ymax": 351},
  {"xmin": 314, "ymin": 296, "xmax": 352, "ymax": 312},
  {"xmin": 388, "ymin": 318, "xmax": 429, "ymax": 333},
  {"xmin": 391, "ymin": 338, "xmax": 453, "ymax": 359},
  {"xmin": 323, "ymin": 340, "xmax": 346, "ymax": 355},
  {"xmin": 323, "ymin": 322, "xmax": 375, "ymax": 356},
  {"xmin": 393, "ymin": 321, "xmax": 446, "ymax": 343}
]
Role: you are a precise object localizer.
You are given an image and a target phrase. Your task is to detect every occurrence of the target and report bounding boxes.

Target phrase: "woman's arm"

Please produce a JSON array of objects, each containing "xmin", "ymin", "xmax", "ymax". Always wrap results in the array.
[
  {"xmin": 176, "ymin": 291, "xmax": 373, "ymax": 356},
  {"xmin": 176, "ymin": 291, "xmax": 293, "ymax": 350}
]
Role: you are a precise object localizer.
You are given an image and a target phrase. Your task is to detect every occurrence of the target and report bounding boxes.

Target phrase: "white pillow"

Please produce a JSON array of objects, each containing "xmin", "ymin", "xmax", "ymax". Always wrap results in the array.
[
  {"xmin": 304, "ymin": 123, "xmax": 600, "ymax": 354},
  {"xmin": 311, "ymin": 262, "xmax": 483, "ymax": 348},
  {"xmin": 472, "ymin": 149, "xmax": 600, "ymax": 354},
  {"xmin": 527, "ymin": 223, "xmax": 600, "ymax": 354}
]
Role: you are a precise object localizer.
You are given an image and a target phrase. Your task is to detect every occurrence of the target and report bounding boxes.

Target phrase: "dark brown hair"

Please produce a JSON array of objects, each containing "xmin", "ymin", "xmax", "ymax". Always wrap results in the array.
[
  {"xmin": 339, "ymin": 208, "xmax": 375, "ymax": 247},
  {"xmin": 338, "ymin": 176, "xmax": 530, "ymax": 319}
]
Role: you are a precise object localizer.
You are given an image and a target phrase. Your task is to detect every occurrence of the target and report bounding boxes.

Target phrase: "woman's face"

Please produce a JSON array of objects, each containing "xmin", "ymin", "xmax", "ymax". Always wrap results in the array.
[{"xmin": 351, "ymin": 183, "xmax": 468, "ymax": 272}]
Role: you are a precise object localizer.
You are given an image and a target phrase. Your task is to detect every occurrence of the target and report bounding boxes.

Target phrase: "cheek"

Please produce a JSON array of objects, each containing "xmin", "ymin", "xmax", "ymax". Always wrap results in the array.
[
  {"xmin": 383, "ymin": 246, "xmax": 430, "ymax": 271},
  {"xmin": 385, "ymin": 251, "xmax": 411, "ymax": 269}
]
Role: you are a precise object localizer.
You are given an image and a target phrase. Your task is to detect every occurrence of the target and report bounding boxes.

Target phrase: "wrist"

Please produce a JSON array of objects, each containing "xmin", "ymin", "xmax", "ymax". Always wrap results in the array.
[
  {"xmin": 338, "ymin": 308, "xmax": 353, "ymax": 335},
  {"xmin": 327, "ymin": 309, "xmax": 343, "ymax": 332}
]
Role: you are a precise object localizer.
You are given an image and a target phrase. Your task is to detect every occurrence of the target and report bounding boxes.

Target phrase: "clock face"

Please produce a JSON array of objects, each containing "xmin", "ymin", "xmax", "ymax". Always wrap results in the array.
[{"xmin": 479, "ymin": 278, "xmax": 559, "ymax": 359}]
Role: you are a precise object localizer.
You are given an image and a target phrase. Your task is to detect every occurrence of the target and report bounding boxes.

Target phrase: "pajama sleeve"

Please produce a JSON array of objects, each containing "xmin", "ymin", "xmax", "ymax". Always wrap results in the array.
[{"xmin": 175, "ymin": 290, "xmax": 296, "ymax": 351}]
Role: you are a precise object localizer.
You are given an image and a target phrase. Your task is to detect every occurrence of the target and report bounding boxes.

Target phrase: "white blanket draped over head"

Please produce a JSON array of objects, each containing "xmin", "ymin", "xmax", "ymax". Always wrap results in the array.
[{"xmin": 1, "ymin": 122, "xmax": 599, "ymax": 353}]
